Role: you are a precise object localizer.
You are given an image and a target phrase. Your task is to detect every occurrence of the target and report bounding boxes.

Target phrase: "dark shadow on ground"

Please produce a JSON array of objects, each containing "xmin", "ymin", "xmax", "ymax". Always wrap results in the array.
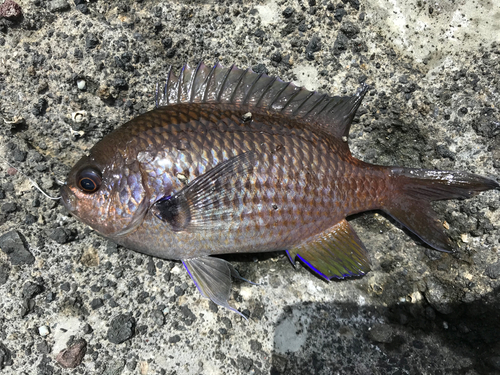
[{"xmin": 271, "ymin": 286, "xmax": 500, "ymax": 375}]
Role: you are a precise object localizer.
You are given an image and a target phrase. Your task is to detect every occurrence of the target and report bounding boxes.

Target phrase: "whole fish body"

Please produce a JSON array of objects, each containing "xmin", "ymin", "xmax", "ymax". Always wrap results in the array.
[{"xmin": 60, "ymin": 62, "xmax": 499, "ymax": 316}]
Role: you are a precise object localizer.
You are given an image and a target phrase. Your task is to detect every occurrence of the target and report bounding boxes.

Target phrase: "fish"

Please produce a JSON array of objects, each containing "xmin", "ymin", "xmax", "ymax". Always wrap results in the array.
[{"xmin": 60, "ymin": 62, "xmax": 499, "ymax": 317}]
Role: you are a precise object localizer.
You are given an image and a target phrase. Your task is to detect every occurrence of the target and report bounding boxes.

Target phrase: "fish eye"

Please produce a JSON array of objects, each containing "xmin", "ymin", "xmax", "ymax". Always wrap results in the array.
[{"xmin": 77, "ymin": 168, "xmax": 102, "ymax": 194}]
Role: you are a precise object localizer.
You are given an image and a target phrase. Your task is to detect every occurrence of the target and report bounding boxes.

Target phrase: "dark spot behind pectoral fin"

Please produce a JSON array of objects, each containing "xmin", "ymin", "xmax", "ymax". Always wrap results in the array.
[
  {"xmin": 151, "ymin": 195, "xmax": 191, "ymax": 231},
  {"xmin": 287, "ymin": 219, "xmax": 370, "ymax": 280},
  {"xmin": 152, "ymin": 151, "xmax": 257, "ymax": 231},
  {"xmin": 182, "ymin": 257, "xmax": 251, "ymax": 319}
]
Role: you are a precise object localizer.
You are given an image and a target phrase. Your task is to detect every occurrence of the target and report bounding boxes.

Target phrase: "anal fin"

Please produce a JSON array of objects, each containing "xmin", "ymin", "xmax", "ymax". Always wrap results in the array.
[
  {"xmin": 287, "ymin": 219, "xmax": 370, "ymax": 280},
  {"xmin": 182, "ymin": 257, "xmax": 253, "ymax": 319}
]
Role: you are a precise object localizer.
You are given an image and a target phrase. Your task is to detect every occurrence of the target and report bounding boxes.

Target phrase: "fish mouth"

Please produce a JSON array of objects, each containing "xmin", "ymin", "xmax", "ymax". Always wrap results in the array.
[{"xmin": 59, "ymin": 185, "xmax": 75, "ymax": 212}]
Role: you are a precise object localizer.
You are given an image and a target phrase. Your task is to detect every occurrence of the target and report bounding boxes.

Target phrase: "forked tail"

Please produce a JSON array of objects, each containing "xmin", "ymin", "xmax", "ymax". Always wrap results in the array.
[{"xmin": 383, "ymin": 168, "xmax": 499, "ymax": 251}]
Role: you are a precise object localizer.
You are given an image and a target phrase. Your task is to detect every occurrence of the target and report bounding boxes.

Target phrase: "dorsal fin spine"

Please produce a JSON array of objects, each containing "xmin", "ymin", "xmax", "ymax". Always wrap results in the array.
[
  {"xmin": 177, "ymin": 64, "xmax": 187, "ymax": 104},
  {"xmin": 280, "ymin": 85, "xmax": 303, "ymax": 112},
  {"xmin": 291, "ymin": 90, "xmax": 315, "ymax": 116},
  {"xmin": 255, "ymin": 76, "xmax": 277, "ymax": 107},
  {"xmin": 303, "ymin": 93, "xmax": 328, "ymax": 119},
  {"xmin": 242, "ymin": 72, "xmax": 263, "ymax": 105},
  {"xmin": 202, "ymin": 62, "xmax": 218, "ymax": 102},
  {"xmin": 216, "ymin": 64, "xmax": 235, "ymax": 102},
  {"xmin": 268, "ymin": 81, "xmax": 290, "ymax": 109},
  {"xmin": 189, "ymin": 62, "xmax": 203, "ymax": 102},
  {"xmin": 229, "ymin": 68, "xmax": 249, "ymax": 104},
  {"xmin": 164, "ymin": 66, "xmax": 174, "ymax": 105}
]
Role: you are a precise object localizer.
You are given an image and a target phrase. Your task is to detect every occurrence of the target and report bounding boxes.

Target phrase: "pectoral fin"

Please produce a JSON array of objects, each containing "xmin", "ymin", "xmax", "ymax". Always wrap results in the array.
[
  {"xmin": 287, "ymin": 219, "xmax": 370, "ymax": 280},
  {"xmin": 151, "ymin": 151, "xmax": 256, "ymax": 231},
  {"xmin": 182, "ymin": 257, "xmax": 253, "ymax": 318}
]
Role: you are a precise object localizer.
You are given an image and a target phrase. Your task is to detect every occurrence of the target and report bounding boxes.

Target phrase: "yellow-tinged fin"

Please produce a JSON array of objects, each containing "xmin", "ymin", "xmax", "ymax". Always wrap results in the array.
[
  {"xmin": 287, "ymin": 219, "xmax": 370, "ymax": 280},
  {"xmin": 155, "ymin": 62, "xmax": 369, "ymax": 140}
]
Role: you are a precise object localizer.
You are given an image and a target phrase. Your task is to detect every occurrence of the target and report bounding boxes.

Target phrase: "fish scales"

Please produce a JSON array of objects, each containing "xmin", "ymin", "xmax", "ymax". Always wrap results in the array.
[
  {"xmin": 61, "ymin": 62, "xmax": 499, "ymax": 316},
  {"xmin": 99, "ymin": 102, "xmax": 387, "ymax": 259}
]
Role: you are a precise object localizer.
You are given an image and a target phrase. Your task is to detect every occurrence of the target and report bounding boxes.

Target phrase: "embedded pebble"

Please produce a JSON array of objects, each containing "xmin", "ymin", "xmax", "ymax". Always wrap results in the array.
[
  {"xmin": 38, "ymin": 326, "xmax": 50, "ymax": 336},
  {"xmin": 56, "ymin": 339, "xmax": 87, "ymax": 369},
  {"xmin": 369, "ymin": 324, "xmax": 394, "ymax": 343},
  {"xmin": 76, "ymin": 79, "xmax": 86, "ymax": 90},
  {"xmin": 48, "ymin": 0, "xmax": 70, "ymax": 12},
  {"xmin": 107, "ymin": 314, "xmax": 136, "ymax": 344},
  {"xmin": 0, "ymin": 230, "xmax": 34, "ymax": 265}
]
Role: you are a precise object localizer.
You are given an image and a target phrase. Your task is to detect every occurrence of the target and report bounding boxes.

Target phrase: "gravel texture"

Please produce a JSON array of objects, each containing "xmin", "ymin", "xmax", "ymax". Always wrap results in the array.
[{"xmin": 0, "ymin": 0, "xmax": 499, "ymax": 374}]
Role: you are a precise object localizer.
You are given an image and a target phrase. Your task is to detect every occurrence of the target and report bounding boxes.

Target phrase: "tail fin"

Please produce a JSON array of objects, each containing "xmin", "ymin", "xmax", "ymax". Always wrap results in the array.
[{"xmin": 384, "ymin": 168, "xmax": 499, "ymax": 252}]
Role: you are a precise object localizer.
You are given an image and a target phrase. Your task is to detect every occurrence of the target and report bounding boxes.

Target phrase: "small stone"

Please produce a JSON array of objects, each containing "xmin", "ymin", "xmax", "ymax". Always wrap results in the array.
[
  {"xmin": 23, "ymin": 281, "xmax": 44, "ymax": 299},
  {"xmin": 249, "ymin": 339, "xmax": 262, "ymax": 351},
  {"xmin": 48, "ymin": 227, "xmax": 72, "ymax": 244},
  {"xmin": 368, "ymin": 324, "xmax": 393, "ymax": 343},
  {"xmin": 0, "ymin": 263, "xmax": 9, "ymax": 285},
  {"xmin": 340, "ymin": 21, "xmax": 360, "ymax": 39},
  {"xmin": 56, "ymin": 339, "xmax": 87, "ymax": 368},
  {"xmin": 252, "ymin": 63, "xmax": 268, "ymax": 75},
  {"xmin": 1, "ymin": 202, "xmax": 16, "ymax": 213},
  {"xmin": 12, "ymin": 148, "xmax": 26, "ymax": 162},
  {"xmin": 147, "ymin": 258, "xmax": 156, "ymax": 276},
  {"xmin": 168, "ymin": 335, "xmax": 180, "ymax": 343},
  {"xmin": 0, "ymin": 342, "xmax": 13, "ymax": 370},
  {"xmin": 103, "ymin": 359, "xmax": 126, "ymax": 375},
  {"xmin": 424, "ymin": 277, "xmax": 455, "ymax": 314},
  {"xmin": 75, "ymin": 3, "xmax": 88, "ymax": 14},
  {"xmin": 85, "ymin": 33, "xmax": 99, "ymax": 49},
  {"xmin": 221, "ymin": 317, "xmax": 232, "ymax": 330},
  {"xmin": 333, "ymin": 32, "xmax": 349, "ymax": 55},
  {"xmin": 237, "ymin": 356, "xmax": 253, "ymax": 371},
  {"xmin": 165, "ymin": 48, "xmax": 176, "ymax": 58},
  {"xmin": 60, "ymin": 281, "xmax": 71, "ymax": 292},
  {"xmin": 0, "ymin": 230, "xmax": 35, "ymax": 265},
  {"xmin": 48, "ymin": 0, "xmax": 70, "ymax": 12},
  {"xmin": 282, "ymin": 6, "xmax": 294, "ymax": 18},
  {"xmin": 46, "ymin": 291, "xmax": 56, "ymax": 302},
  {"xmin": 38, "ymin": 326, "xmax": 50, "ymax": 336},
  {"xmin": 271, "ymin": 52, "xmax": 282, "ymax": 63},
  {"xmin": 162, "ymin": 37, "xmax": 172, "ymax": 49},
  {"xmin": 80, "ymin": 246, "xmax": 99, "ymax": 267},
  {"xmin": 485, "ymin": 262, "xmax": 500, "ymax": 279},
  {"xmin": 107, "ymin": 314, "xmax": 135, "ymax": 344},
  {"xmin": 0, "ymin": 0, "xmax": 22, "ymax": 21},
  {"xmin": 90, "ymin": 298, "xmax": 104, "ymax": 310},
  {"xmin": 151, "ymin": 309, "xmax": 164, "ymax": 326},
  {"xmin": 76, "ymin": 79, "xmax": 86, "ymax": 90},
  {"xmin": 163, "ymin": 270, "xmax": 171, "ymax": 282},
  {"xmin": 305, "ymin": 35, "xmax": 321, "ymax": 61},
  {"xmin": 83, "ymin": 324, "xmax": 93, "ymax": 334},
  {"xmin": 334, "ymin": 5, "xmax": 346, "ymax": 22}
]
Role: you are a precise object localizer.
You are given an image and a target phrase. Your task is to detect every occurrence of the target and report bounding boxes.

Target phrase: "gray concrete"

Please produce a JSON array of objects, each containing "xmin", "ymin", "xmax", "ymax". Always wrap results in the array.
[{"xmin": 0, "ymin": 0, "xmax": 499, "ymax": 374}]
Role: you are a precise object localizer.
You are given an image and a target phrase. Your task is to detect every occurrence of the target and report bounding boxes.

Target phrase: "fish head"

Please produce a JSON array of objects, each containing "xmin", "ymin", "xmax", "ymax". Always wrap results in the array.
[{"xmin": 60, "ymin": 149, "xmax": 150, "ymax": 238}]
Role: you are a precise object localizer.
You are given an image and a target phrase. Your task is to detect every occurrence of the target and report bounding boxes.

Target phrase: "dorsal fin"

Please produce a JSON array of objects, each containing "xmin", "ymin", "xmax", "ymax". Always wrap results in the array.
[{"xmin": 155, "ymin": 62, "xmax": 369, "ymax": 139}]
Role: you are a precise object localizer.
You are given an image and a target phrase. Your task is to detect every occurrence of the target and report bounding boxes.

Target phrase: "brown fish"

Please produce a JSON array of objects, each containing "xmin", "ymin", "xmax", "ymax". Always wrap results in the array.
[{"xmin": 60, "ymin": 62, "xmax": 499, "ymax": 316}]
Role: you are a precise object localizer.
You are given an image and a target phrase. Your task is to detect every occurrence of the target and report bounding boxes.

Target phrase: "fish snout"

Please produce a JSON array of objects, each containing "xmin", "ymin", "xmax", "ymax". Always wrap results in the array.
[{"xmin": 60, "ymin": 185, "xmax": 76, "ymax": 212}]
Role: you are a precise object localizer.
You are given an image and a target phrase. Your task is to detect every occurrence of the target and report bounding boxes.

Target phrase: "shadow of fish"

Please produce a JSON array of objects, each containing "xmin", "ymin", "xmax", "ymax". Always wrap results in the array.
[{"xmin": 60, "ymin": 62, "xmax": 499, "ymax": 317}]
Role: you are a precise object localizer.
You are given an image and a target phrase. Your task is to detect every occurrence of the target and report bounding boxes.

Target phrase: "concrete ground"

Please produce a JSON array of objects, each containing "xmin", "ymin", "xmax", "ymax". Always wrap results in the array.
[{"xmin": 0, "ymin": 0, "xmax": 499, "ymax": 374}]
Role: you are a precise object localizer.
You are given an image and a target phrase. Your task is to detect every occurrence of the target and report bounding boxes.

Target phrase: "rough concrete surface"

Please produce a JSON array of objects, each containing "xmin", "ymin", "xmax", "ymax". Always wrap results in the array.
[{"xmin": 0, "ymin": 0, "xmax": 499, "ymax": 374}]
